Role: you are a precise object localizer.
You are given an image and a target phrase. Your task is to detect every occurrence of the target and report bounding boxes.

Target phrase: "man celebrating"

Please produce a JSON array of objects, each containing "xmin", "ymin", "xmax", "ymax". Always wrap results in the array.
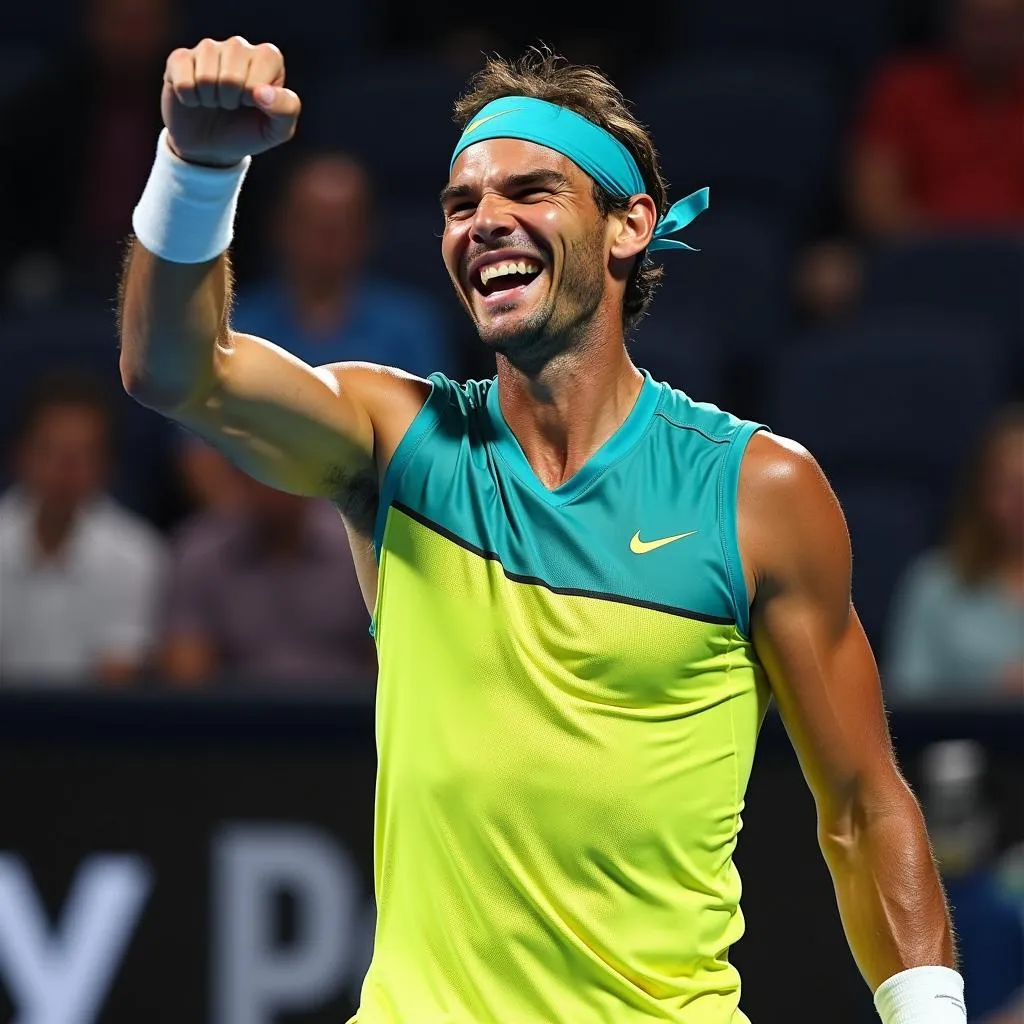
[{"xmin": 120, "ymin": 36, "xmax": 966, "ymax": 1024}]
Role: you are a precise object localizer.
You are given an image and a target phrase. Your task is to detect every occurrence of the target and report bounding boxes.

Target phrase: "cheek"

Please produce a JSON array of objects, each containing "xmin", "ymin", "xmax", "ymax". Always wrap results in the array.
[{"xmin": 441, "ymin": 224, "xmax": 469, "ymax": 281}]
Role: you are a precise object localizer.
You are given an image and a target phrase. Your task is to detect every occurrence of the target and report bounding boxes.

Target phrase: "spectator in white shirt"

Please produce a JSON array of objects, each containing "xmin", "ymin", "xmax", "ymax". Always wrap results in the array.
[{"xmin": 0, "ymin": 373, "xmax": 167, "ymax": 686}]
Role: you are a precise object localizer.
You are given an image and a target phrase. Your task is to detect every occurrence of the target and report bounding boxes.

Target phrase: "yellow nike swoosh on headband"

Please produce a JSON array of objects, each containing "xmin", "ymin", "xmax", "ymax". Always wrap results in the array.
[
  {"xmin": 465, "ymin": 108, "xmax": 522, "ymax": 135},
  {"xmin": 629, "ymin": 530, "xmax": 699, "ymax": 554}
]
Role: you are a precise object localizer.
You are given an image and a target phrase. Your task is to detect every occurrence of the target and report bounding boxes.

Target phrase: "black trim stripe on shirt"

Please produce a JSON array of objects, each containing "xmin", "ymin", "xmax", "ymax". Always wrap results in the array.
[{"xmin": 390, "ymin": 501, "xmax": 736, "ymax": 627}]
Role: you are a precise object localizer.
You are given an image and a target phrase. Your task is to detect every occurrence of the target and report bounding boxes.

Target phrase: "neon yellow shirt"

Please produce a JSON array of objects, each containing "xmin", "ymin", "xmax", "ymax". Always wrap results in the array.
[{"xmin": 352, "ymin": 372, "xmax": 770, "ymax": 1022}]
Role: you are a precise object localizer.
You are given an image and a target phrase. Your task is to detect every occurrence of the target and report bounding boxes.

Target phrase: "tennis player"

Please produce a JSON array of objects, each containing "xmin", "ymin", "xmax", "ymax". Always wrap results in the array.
[{"xmin": 120, "ymin": 37, "xmax": 967, "ymax": 1024}]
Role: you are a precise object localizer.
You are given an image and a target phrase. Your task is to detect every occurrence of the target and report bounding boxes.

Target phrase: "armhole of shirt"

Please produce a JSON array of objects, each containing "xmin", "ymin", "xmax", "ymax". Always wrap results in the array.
[
  {"xmin": 371, "ymin": 373, "xmax": 449, "ymax": 561},
  {"xmin": 718, "ymin": 421, "xmax": 766, "ymax": 639}
]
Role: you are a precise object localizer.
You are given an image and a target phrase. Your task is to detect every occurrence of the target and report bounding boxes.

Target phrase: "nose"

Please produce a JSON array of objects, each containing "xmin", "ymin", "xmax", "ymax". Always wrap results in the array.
[{"xmin": 470, "ymin": 191, "xmax": 517, "ymax": 246}]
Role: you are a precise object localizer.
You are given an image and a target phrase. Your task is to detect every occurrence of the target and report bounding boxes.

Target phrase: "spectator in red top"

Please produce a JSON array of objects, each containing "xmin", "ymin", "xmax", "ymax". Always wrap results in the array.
[{"xmin": 852, "ymin": 0, "xmax": 1024, "ymax": 236}]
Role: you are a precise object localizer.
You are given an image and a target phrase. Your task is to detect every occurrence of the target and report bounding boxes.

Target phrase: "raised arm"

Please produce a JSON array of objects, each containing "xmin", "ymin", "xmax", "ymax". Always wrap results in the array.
[
  {"xmin": 738, "ymin": 432, "xmax": 965, "ymax": 1023},
  {"xmin": 119, "ymin": 37, "xmax": 427, "ymax": 520}
]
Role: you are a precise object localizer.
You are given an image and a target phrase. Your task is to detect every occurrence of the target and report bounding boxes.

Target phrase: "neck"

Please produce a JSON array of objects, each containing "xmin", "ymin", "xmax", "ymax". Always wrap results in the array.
[
  {"xmin": 998, "ymin": 547, "xmax": 1024, "ymax": 594},
  {"xmin": 494, "ymin": 336, "xmax": 642, "ymax": 491},
  {"xmin": 286, "ymin": 273, "xmax": 351, "ymax": 334},
  {"xmin": 34, "ymin": 503, "xmax": 78, "ymax": 558}
]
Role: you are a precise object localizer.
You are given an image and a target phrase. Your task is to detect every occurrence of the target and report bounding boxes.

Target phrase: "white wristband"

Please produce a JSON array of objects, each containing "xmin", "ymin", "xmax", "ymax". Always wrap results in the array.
[
  {"xmin": 131, "ymin": 129, "xmax": 251, "ymax": 264},
  {"xmin": 874, "ymin": 966, "xmax": 966, "ymax": 1023}
]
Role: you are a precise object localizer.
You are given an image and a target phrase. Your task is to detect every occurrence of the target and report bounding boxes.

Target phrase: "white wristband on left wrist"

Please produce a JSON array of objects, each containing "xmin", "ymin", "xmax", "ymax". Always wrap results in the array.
[{"xmin": 131, "ymin": 129, "xmax": 251, "ymax": 264}]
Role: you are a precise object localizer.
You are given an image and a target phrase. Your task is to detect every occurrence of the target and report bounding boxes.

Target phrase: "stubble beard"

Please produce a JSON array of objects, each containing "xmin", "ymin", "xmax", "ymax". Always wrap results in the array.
[{"xmin": 481, "ymin": 231, "xmax": 607, "ymax": 376}]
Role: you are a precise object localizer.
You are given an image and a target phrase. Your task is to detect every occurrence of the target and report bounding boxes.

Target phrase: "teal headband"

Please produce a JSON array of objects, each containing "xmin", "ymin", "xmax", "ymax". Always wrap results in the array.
[{"xmin": 450, "ymin": 95, "xmax": 709, "ymax": 252}]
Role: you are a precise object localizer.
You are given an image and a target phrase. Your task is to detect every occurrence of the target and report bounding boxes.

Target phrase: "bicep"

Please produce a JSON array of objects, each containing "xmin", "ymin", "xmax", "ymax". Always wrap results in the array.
[
  {"xmin": 178, "ymin": 331, "xmax": 377, "ymax": 499},
  {"xmin": 743, "ymin": 436, "xmax": 900, "ymax": 820}
]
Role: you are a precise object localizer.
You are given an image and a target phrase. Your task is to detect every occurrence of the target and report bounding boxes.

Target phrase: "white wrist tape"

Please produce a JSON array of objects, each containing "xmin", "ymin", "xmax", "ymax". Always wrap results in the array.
[
  {"xmin": 874, "ymin": 966, "xmax": 966, "ymax": 1023},
  {"xmin": 131, "ymin": 129, "xmax": 251, "ymax": 263}
]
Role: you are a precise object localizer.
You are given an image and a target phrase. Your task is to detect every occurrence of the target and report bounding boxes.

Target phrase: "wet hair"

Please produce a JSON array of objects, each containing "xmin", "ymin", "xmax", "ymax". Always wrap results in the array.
[
  {"xmin": 948, "ymin": 403, "xmax": 1024, "ymax": 585},
  {"xmin": 453, "ymin": 47, "xmax": 669, "ymax": 329}
]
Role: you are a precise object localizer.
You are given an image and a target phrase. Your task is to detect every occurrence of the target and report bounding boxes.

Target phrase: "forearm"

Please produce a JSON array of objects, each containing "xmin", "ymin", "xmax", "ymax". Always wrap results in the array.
[
  {"xmin": 821, "ymin": 782, "xmax": 955, "ymax": 991},
  {"xmin": 119, "ymin": 242, "xmax": 231, "ymax": 410}
]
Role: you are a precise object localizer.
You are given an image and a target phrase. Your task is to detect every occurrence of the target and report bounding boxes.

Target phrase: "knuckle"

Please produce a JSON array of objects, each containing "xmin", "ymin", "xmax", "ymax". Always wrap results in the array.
[
  {"xmin": 257, "ymin": 41, "xmax": 283, "ymax": 59},
  {"xmin": 168, "ymin": 47, "xmax": 190, "ymax": 63}
]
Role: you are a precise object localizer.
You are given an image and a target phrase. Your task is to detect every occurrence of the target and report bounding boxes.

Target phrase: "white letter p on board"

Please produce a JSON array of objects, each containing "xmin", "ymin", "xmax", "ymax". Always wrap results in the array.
[{"xmin": 213, "ymin": 824, "xmax": 358, "ymax": 1024}]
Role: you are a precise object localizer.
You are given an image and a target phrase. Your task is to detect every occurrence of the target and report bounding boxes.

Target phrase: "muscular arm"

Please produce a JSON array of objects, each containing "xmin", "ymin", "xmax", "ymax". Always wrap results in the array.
[
  {"xmin": 739, "ymin": 433, "xmax": 955, "ymax": 991},
  {"xmin": 118, "ymin": 38, "xmax": 428, "ymax": 521},
  {"xmin": 119, "ymin": 245, "xmax": 375, "ymax": 498}
]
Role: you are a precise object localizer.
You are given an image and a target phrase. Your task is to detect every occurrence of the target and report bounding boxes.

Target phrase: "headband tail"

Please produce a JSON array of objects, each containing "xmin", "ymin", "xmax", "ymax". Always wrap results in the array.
[{"xmin": 648, "ymin": 188, "xmax": 710, "ymax": 253}]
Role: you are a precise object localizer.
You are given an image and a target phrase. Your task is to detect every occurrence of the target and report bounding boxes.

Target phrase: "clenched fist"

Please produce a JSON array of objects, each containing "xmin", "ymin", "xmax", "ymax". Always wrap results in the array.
[{"xmin": 161, "ymin": 36, "xmax": 301, "ymax": 167}]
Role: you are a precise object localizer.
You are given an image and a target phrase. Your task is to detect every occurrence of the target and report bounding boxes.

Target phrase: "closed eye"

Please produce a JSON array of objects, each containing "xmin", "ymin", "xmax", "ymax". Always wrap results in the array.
[{"xmin": 444, "ymin": 201, "xmax": 477, "ymax": 219}]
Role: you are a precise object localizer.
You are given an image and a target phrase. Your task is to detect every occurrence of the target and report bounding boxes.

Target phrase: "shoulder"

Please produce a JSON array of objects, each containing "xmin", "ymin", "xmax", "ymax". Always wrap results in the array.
[
  {"xmin": 739, "ymin": 431, "xmax": 833, "ymax": 504},
  {"xmin": 88, "ymin": 499, "xmax": 168, "ymax": 572},
  {"xmin": 650, "ymin": 377, "xmax": 758, "ymax": 443},
  {"xmin": 738, "ymin": 433, "xmax": 849, "ymax": 587},
  {"xmin": 169, "ymin": 512, "xmax": 234, "ymax": 562},
  {"xmin": 895, "ymin": 549, "xmax": 959, "ymax": 599}
]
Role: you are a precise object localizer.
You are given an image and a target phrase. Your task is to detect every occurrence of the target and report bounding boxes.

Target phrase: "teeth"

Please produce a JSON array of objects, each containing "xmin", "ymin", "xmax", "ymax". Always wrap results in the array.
[{"xmin": 479, "ymin": 260, "xmax": 541, "ymax": 286}]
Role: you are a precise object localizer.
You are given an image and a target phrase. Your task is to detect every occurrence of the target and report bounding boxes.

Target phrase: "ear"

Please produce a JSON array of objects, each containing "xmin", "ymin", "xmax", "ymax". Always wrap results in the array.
[{"xmin": 609, "ymin": 194, "xmax": 658, "ymax": 260}]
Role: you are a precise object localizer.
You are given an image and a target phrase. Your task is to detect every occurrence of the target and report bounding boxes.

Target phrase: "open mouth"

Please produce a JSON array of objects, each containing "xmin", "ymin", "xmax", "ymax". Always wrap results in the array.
[{"xmin": 474, "ymin": 258, "xmax": 544, "ymax": 299}]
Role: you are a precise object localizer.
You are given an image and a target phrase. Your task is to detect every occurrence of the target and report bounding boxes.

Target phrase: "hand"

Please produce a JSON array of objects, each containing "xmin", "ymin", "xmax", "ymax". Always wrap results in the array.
[{"xmin": 161, "ymin": 36, "xmax": 301, "ymax": 167}]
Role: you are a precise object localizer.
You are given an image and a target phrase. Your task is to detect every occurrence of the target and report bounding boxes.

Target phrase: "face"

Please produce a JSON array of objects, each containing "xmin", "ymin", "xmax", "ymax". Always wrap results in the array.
[
  {"xmin": 87, "ymin": 0, "xmax": 172, "ymax": 71},
  {"xmin": 20, "ymin": 405, "xmax": 109, "ymax": 511},
  {"xmin": 981, "ymin": 425, "xmax": 1024, "ymax": 550},
  {"xmin": 954, "ymin": 0, "xmax": 1024, "ymax": 78},
  {"xmin": 278, "ymin": 158, "xmax": 370, "ymax": 290},
  {"xmin": 441, "ymin": 139, "xmax": 614, "ymax": 366}
]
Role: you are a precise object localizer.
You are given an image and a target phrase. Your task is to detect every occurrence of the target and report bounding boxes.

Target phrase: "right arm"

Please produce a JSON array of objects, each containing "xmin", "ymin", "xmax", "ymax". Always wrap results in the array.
[{"xmin": 119, "ymin": 38, "xmax": 426, "ymax": 517}]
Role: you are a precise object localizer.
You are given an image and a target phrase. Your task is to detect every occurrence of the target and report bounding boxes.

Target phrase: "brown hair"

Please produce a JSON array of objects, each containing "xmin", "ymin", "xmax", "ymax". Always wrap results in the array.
[
  {"xmin": 948, "ymin": 404, "xmax": 1024, "ymax": 585},
  {"xmin": 452, "ymin": 47, "xmax": 669, "ymax": 330}
]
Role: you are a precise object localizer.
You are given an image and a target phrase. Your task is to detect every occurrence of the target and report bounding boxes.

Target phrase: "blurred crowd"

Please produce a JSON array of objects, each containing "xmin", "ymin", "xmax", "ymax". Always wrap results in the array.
[{"xmin": 0, "ymin": 0, "xmax": 1021, "ymax": 701}]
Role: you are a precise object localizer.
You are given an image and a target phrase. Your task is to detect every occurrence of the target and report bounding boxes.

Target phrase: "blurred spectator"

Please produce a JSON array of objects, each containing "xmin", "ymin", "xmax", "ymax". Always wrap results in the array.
[
  {"xmin": 885, "ymin": 406, "xmax": 1024, "ymax": 699},
  {"xmin": 0, "ymin": 374, "xmax": 167, "ymax": 686},
  {"xmin": 231, "ymin": 152, "xmax": 459, "ymax": 377},
  {"xmin": 791, "ymin": 238, "xmax": 864, "ymax": 327},
  {"xmin": 851, "ymin": 0, "xmax": 1024, "ymax": 237},
  {"xmin": 0, "ymin": 0, "xmax": 174, "ymax": 307},
  {"xmin": 161, "ymin": 463, "xmax": 376, "ymax": 690},
  {"xmin": 920, "ymin": 740, "xmax": 1024, "ymax": 1023}
]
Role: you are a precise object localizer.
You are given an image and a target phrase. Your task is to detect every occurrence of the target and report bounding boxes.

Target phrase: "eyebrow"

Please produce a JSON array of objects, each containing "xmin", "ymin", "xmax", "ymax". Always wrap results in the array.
[{"xmin": 439, "ymin": 168, "xmax": 570, "ymax": 207}]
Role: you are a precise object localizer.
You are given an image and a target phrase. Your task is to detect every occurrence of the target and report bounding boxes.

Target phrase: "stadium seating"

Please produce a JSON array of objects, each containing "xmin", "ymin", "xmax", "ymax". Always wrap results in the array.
[
  {"xmin": 0, "ymin": 43, "xmax": 48, "ymax": 107},
  {"xmin": 629, "ymin": 57, "xmax": 837, "ymax": 228},
  {"xmin": 181, "ymin": 0, "xmax": 373, "ymax": 64},
  {"xmin": 861, "ymin": 235, "xmax": 1024, "ymax": 386},
  {"xmin": 629, "ymin": 313, "xmax": 730, "ymax": 411},
  {"xmin": 764, "ymin": 312, "xmax": 1008, "ymax": 515},
  {"xmin": 648, "ymin": 205, "xmax": 791, "ymax": 365},
  {"xmin": 300, "ymin": 59, "xmax": 467, "ymax": 204},
  {"xmin": 675, "ymin": 0, "xmax": 892, "ymax": 89}
]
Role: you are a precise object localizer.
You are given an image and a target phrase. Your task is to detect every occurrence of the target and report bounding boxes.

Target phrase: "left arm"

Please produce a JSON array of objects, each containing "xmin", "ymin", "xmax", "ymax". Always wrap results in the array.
[{"xmin": 738, "ymin": 433, "xmax": 959, "ymax": 1000}]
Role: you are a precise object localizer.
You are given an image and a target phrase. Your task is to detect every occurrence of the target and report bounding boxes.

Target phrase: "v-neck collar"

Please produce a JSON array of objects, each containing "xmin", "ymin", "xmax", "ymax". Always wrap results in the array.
[{"xmin": 484, "ymin": 370, "xmax": 660, "ymax": 505}]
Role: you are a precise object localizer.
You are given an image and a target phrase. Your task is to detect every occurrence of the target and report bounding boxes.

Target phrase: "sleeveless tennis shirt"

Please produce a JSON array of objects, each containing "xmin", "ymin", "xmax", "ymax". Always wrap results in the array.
[{"xmin": 352, "ymin": 370, "xmax": 771, "ymax": 1023}]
